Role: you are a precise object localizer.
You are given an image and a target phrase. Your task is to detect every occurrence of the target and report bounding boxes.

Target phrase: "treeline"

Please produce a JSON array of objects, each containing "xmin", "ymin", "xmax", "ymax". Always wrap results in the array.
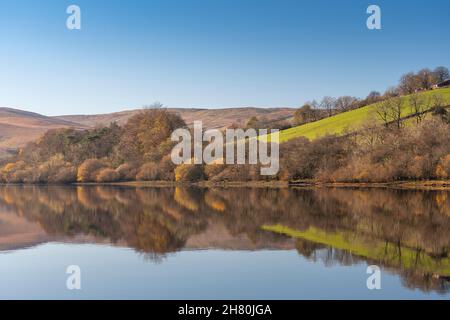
[
  {"xmin": 288, "ymin": 66, "xmax": 449, "ymax": 126},
  {"xmin": 280, "ymin": 116, "xmax": 450, "ymax": 182},
  {"xmin": 1, "ymin": 105, "xmax": 450, "ymax": 184},
  {"xmin": 1, "ymin": 66, "xmax": 449, "ymax": 184},
  {"xmin": 0, "ymin": 108, "xmax": 184, "ymax": 183},
  {"xmin": 282, "ymin": 92, "xmax": 450, "ymax": 182}
]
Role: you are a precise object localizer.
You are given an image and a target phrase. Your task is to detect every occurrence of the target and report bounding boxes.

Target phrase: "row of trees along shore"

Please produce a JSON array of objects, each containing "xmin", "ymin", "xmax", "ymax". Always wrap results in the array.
[
  {"xmin": 281, "ymin": 66, "xmax": 449, "ymax": 127},
  {"xmin": 1, "ymin": 66, "xmax": 450, "ymax": 184}
]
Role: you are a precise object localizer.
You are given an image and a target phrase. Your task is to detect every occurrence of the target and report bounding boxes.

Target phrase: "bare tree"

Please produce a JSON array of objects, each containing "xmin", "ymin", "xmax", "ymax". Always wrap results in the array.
[
  {"xmin": 389, "ymin": 97, "xmax": 403, "ymax": 129},
  {"xmin": 417, "ymin": 68, "xmax": 434, "ymax": 90},
  {"xmin": 144, "ymin": 101, "xmax": 164, "ymax": 109},
  {"xmin": 310, "ymin": 100, "xmax": 320, "ymax": 121},
  {"xmin": 365, "ymin": 91, "xmax": 381, "ymax": 104},
  {"xmin": 430, "ymin": 93, "xmax": 446, "ymax": 108},
  {"xmin": 383, "ymin": 86, "xmax": 399, "ymax": 98},
  {"xmin": 433, "ymin": 66, "xmax": 450, "ymax": 83},
  {"xmin": 409, "ymin": 93, "xmax": 426, "ymax": 123},
  {"xmin": 335, "ymin": 96, "xmax": 358, "ymax": 112},
  {"xmin": 376, "ymin": 97, "xmax": 403, "ymax": 129},
  {"xmin": 358, "ymin": 122, "xmax": 383, "ymax": 153},
  {"xmin": 399, "ymin": 72, "xmax": 419, "ymax": 94},
  {"xmin": 320, "ymin": 96, "xmax": 336, "ymax": 117},
  {"xmin": 294, "ymin": 104, "xmax": 315, "ymax": 125},
  {"xmin": 376, "ymin": 100, "xmax": 391, "ymax": 127}
]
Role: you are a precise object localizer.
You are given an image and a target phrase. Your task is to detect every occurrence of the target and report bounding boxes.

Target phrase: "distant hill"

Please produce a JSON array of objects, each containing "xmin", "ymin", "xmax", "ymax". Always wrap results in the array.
[
  {"xmin": 0, "ymin": 108, "xmax": 88, "ymax": 158},
  {"xmin": 55, "ymin": 107, "xmax": 295, "ymax": 129},
  {"xmin": 0, "ymin": 106, "xmax": 295, "ymax": 158}
]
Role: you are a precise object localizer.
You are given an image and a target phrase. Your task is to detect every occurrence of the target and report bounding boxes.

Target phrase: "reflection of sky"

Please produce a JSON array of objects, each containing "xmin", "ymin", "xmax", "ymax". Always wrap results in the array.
[
  {"xmin": 0, "ymin": 243, "xmax": 446, "ymax": 299},
  {"xmin": 1, "ymin": 0, "xmax": 450, "ymax": 115}
]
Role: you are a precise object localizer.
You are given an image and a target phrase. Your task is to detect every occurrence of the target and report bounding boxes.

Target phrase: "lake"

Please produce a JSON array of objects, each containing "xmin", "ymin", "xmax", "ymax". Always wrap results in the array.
[{"xmin": 0, "ymin": 185, "xmax": 448, "ymax": 299}]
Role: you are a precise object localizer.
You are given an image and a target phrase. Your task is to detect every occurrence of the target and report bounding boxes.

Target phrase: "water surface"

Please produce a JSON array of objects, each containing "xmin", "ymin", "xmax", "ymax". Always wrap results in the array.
[{"xmin": 0, "ymin": 185, "xmax": 448, "ymax": 299}]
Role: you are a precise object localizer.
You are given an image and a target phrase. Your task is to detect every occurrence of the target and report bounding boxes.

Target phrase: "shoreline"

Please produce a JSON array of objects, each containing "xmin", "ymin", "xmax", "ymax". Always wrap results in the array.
[
  {"xmin": 80, "ymin": 179, "xmax": 450, "ymax": 190},
  {"xmin": 1, "ymin": 179, "xmax": 449, "ymax": 190}
]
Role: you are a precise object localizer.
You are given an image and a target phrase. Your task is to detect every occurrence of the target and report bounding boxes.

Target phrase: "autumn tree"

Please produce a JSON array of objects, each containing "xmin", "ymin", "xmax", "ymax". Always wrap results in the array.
[
  {"xmin": 77, "ymin": 159, "xmax": 106, "ymax": 182},
  {"xmin": 294, "ymin": 104, "xmax": 315, "ymax": 125},
  {"xmin": 96, "ymin": 168, "xmax": 119, "ymax": 182},
  {"xmin": 174, "ymin": 164, "xmax": 204, "ymax": 182},
  {"xmin": 245, "ymin": 116, "xmax": 263, "ymax": 129},
  {"xmin": 136, "ymin": 162, "xmax": 160, "ymax": 181},
  {"xmin": 118, "ymin": 105, "xmax": 186, "ymax": 164},
  {"xmin": 115, "ymin": 163, "xmax": 137, "ymax": 180},
  {"xmin": 436, "ymin": 154, "xmax": 450, "ymax": 178}
]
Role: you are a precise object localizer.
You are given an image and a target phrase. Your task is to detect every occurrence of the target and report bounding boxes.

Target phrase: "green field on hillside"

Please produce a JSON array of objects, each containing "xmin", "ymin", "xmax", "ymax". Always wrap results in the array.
[
  {"xmin": 262, "ymin": 224, "xmax": 450, "ymax": 276},
  {"xmin": 274, "ymin": 87, "xmax": 450, "ymax": 143}
]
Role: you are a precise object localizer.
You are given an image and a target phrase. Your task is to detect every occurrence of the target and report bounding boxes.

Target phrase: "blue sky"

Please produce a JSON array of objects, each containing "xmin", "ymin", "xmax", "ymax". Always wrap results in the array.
[{"xmin": 0, "ymin": 0, "xmax": 449, "ymax": 115}]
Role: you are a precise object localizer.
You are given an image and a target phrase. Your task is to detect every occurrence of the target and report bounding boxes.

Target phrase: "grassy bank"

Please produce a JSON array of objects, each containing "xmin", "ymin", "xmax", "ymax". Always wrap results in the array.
[
  {"xmin": 290, "ymin": 179, "xmax": 450, "ymax": 190},
  {"xmin": 262, "ymin": 224, "xmax": 450, "ymax": 277},
  {"xmin": 272, "ymin": 87, "xmax": 450, "ymax": 142},
  {"xmin": 69, "ymin": 179, "xmax": 450, "ymax": 190}
]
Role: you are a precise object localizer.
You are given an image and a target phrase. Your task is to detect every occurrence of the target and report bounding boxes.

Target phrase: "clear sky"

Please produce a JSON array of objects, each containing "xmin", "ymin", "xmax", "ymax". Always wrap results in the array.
[{"xmin": 0, "ymin": 0, "xmax": 449, "ymax": 116}]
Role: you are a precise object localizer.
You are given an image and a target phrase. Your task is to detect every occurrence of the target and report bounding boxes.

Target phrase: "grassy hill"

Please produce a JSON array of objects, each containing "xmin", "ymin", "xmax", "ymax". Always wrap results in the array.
[
  {"xmin": 0, "ymin": 108, "xmax": 89, "ymax": 158},
  {"xmin": 275, "ymin": 87, "xmax": 450, "ymax": 143},
  {"xmin": 262, "ymin": 224, "xmax": 450, "ymax": 277},
  {"xmin": 1, "ymin": 88, "xmax": 448, "ymax": 157}
]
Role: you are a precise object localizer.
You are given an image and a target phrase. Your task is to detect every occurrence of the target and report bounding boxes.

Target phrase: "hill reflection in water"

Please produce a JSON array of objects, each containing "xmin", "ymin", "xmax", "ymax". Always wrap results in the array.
[{"xmin": 0, "ymin": 185, "xmax": 448, "ymax": 294}]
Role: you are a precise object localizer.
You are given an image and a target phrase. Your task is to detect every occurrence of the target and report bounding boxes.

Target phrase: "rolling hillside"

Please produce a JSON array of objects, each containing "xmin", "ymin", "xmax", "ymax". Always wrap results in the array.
[
  {"xmin": 0, "ymin": 106, "xmax": 295, "ymax": 158},
  {"xmin": 1, "ymin": 88, "xmax": 448, "ymax": 158},
  {"xmin": 0, "ymin": 108, "xmax": 88, "ymax": 157},
  {"xmin": 276, "ymin": 87, "xmax": 450, "ymax": 142},
  {"xmin": 55, "ymin": 107, "xmax": 295, "ymax": 129}
]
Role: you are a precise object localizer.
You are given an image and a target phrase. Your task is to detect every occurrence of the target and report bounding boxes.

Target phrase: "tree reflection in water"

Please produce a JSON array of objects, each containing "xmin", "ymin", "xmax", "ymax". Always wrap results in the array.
[{"xmin": 0, "ymin": 185, "xmax": 448, "ymax": 293}]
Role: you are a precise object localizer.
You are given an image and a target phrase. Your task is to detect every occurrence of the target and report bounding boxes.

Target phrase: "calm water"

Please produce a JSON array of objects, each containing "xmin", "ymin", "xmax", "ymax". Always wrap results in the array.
[{"xmin": 0, "ymin": 185, "xmax": 449, "ymax": 299}]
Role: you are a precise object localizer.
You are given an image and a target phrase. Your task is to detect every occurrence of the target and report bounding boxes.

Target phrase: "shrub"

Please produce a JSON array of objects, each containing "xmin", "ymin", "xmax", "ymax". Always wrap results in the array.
[
  {"xmin": 96, "ymin": 168, "xmax": 119, "ymax": 182},
  {"xmin": 36, "ymin": 154, "xmax": 74, "ymax": 183},
  {"xmin": 279, "ymin": 135, "xmax": 351, "ymax": 181},
  {"xmin": 209, "ymin": 165, "xmax": 251, "ymax": 182},
  {"xmin": 115, "ymin": 163, "xmax": 137, "ymax": 180},
  {"xmin": 1, "ymin": 161, "xmax": 27, "ymax": 183},
  {"xmin": 52, "ymin": 166, "xmax": 77, "ymax": 183},
  {"xmin": 174, "ymin": 164, "xmax": 204, "ymax": 182},
  {"xmin": 204, "ymin": 164, "xmax": 225, "ymax": 180},
  {"xmin": 136, "ymin": 162, "xmax": 160, "ymax": 181},
  {"xmin": 10, "ymin": 169, "xmax": 29, "ymax": 183},
  {"xmin": 117, "ymin": 108, "xmax": 186, "ymax": 163},
  {"xmin": 157, "ymin": 155, "xmax": 176, "ymax": 181},
  {"xmin": 436, "ymin": 154, "xmax": 450, "ymax": 179},
  {"xmin": 77, "ymin": 159, "xmax": 106, "ymax": 182}
]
